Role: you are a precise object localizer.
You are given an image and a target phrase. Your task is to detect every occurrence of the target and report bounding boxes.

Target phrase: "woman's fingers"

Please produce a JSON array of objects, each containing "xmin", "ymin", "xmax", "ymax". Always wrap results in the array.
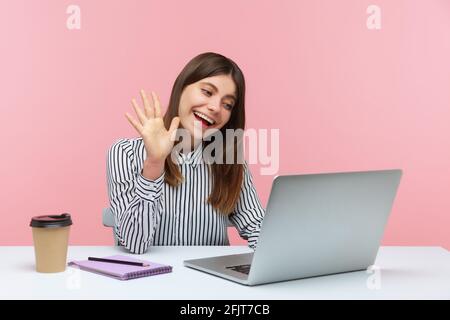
[
  {"xmin": 168, "ymin": 116, "xmax": 180, "ymax": 140},
  {"xmin": 169, "ymin": 116, "xmax": 180, "ymax": 132},
  {"xmin": 151, "ymin": 91, "xmax": 162, "ymax": 117},
  {"xmin": 140, "ymin": 89, "xmax": 154, "ymax": 118},
  {"xmin": 131, "ymin": 98, "xmax": 147, "ymax": 125},
  {"xmin": 125, "ymin": 112, "xmax": 143, "ymax": 134}
]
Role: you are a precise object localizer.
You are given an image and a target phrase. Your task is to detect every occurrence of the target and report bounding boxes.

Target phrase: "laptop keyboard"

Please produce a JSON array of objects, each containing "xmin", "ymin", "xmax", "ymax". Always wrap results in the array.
[{"xmin": 226, "ymin": 264, "xmax": 251, "ymax": 275}]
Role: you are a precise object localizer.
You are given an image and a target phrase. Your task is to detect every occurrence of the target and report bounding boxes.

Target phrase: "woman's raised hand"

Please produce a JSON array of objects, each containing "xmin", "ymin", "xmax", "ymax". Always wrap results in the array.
[{"xmin": 125, "ymin": 90, "xmax": 180, "ymax": 163}]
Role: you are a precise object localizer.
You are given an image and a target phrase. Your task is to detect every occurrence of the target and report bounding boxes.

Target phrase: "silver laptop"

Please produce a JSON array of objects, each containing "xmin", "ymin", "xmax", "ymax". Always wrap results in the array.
[{"xmin": 183, "ymin": 169, "xmax": 403, "ymax": 286}]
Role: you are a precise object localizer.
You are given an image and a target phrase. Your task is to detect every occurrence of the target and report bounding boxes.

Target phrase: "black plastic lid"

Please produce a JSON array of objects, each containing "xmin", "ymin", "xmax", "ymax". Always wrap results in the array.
[{"xmin": 30, "ymin": 213, "xmax": 73, "ymax": 228}]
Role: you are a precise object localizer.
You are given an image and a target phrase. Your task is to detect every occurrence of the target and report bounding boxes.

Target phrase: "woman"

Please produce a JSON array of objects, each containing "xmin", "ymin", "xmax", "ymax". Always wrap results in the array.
[{"xmin": 107, "ymin": 52, "xmax": 265, "ymax": 254}]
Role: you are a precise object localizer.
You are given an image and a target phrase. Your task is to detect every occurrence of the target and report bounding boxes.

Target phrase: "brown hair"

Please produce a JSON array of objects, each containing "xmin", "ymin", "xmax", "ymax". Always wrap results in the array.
[{"xmin": 163, "ymin": 52, "xmax": 246, "ymax": 215}]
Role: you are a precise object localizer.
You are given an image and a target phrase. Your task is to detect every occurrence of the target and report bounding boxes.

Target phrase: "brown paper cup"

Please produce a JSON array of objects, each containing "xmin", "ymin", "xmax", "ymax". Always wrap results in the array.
[{"xmin": 30, "ymin": 214, "xmax": 72, "ymax": 273}]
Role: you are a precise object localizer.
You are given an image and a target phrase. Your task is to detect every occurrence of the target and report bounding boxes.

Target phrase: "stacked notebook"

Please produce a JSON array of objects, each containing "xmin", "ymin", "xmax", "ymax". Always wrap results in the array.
[{"xmin": 68, "ymin": 255, "xmax": 172, "ymax": 281}]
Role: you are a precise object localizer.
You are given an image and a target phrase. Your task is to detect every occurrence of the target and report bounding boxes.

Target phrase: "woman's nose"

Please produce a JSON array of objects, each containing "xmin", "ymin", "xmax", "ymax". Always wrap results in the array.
[{"xmin": 207, "ymin": 103, "xmax": 220, "ymax": 113}]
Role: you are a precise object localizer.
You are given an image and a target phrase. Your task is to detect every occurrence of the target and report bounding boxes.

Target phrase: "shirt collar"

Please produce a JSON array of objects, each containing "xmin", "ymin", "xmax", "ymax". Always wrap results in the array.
[{"xmin": 177, "ymin": 143, "xmax": 203, "ymax": 168}]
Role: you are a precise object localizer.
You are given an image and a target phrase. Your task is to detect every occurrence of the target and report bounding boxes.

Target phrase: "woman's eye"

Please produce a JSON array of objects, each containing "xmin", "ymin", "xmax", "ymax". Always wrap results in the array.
[
  {"xmin": 201, "ymin": 88, "xmax": 234, "ymax": 110},
  {"xmin": 201, "ymin": 89, "xmax": 212, "ymax": 96},
  {"xmin": 224, "ymin": 103, "xmax": 234, "ymax": 110}
]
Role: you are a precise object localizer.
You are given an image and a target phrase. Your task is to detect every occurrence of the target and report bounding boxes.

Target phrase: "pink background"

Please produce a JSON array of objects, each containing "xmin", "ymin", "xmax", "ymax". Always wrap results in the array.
[{"xmin": 1, "ymin": 0, "xmax": 449, "ymax": 249}]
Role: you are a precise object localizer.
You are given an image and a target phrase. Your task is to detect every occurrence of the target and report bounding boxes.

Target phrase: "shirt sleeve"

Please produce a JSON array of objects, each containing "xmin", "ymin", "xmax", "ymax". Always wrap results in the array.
[
  {"xmin": 228, "ymin": 161, "xmax": 266, "ymax": 251},
  {"xmin": 106, "ymin": 138, "xmax": 164, "ymax": 254}
]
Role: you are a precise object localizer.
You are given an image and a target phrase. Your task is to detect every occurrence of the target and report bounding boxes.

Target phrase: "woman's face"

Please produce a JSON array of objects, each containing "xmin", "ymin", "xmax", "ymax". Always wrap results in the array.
[{"xmin": 178, "ymin": 74, "xmax": 237, "ymax": 143}]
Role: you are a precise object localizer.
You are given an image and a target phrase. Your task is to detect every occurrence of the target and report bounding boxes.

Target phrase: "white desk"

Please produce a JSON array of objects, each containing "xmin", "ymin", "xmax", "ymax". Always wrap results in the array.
[{"xmin": 0, "ymin": 246, "xmax": 449, "ymax": 300}]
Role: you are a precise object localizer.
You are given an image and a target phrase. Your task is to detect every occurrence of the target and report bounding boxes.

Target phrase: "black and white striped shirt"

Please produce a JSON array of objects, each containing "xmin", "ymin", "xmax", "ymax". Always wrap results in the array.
[{"xmin": 106, "ymin": 138, "xmax": 265, "ymax": 254}]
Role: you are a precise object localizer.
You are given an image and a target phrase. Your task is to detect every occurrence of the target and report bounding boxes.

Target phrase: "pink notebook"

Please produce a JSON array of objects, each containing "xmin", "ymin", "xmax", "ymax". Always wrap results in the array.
[{"xmin": 68, "ymin": 255, "xmax": 172, "ymax": 280}]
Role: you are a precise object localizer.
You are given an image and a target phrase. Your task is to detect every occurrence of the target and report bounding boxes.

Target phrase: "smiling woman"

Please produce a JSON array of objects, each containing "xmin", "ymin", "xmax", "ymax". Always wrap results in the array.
[
  {"xmin": 178, "ymin": 73, "xmax": 237, "ymax": 134},
  {"xmin": 107, "ymin": 52, "xmax": 265, "ymax": 254}
]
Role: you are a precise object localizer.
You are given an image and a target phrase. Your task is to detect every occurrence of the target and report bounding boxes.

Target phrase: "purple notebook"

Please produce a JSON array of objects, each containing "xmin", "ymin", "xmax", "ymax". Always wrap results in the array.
[{"xmin": 68, "ymin": 255, "xmax": 172, "ymax": 280}]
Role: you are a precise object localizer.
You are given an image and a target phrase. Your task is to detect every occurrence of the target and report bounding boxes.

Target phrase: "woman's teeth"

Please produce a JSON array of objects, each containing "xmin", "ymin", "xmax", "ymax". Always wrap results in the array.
[{"xmin": 193, "ymin": 111, "xmax": 215, "ymax": 126}]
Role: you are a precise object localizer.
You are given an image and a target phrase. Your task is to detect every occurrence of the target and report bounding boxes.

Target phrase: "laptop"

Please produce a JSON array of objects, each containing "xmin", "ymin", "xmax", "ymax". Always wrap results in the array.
[{"xmin": 183, "ymin": 169, "xmax": 403, "ymax": 286}]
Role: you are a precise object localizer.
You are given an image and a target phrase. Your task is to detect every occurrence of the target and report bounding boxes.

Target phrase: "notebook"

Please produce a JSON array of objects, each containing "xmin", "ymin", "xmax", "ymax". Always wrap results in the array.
[{"xmin": 68, "ymin": 255, "xmax": 172, "ymax": 280}]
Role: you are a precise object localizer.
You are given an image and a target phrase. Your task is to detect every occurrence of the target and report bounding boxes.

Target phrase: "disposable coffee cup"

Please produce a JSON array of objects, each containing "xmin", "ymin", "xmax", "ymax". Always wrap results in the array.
[{"xmin": 30, "ymin": 213, "xmax": 72, "ymax": 273}]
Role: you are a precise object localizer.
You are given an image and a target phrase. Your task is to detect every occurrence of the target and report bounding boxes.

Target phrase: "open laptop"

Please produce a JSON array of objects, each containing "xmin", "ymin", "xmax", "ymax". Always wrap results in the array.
[{"xmin": 183, "ymin": 169, "xmax": 403, "ymax": 286}]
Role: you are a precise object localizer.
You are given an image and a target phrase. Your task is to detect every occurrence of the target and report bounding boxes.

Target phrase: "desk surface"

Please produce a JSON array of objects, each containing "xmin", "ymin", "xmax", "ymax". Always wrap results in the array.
[{"xmin": 0, "ymin": 246, "xmax": 449, "ymax": 300}]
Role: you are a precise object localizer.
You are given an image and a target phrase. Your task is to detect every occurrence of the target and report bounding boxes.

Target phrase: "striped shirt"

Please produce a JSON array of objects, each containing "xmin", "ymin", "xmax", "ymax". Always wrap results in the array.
[{"xmin": 106, "ymin": 137, "xmax": 265, "ymax": 254}]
